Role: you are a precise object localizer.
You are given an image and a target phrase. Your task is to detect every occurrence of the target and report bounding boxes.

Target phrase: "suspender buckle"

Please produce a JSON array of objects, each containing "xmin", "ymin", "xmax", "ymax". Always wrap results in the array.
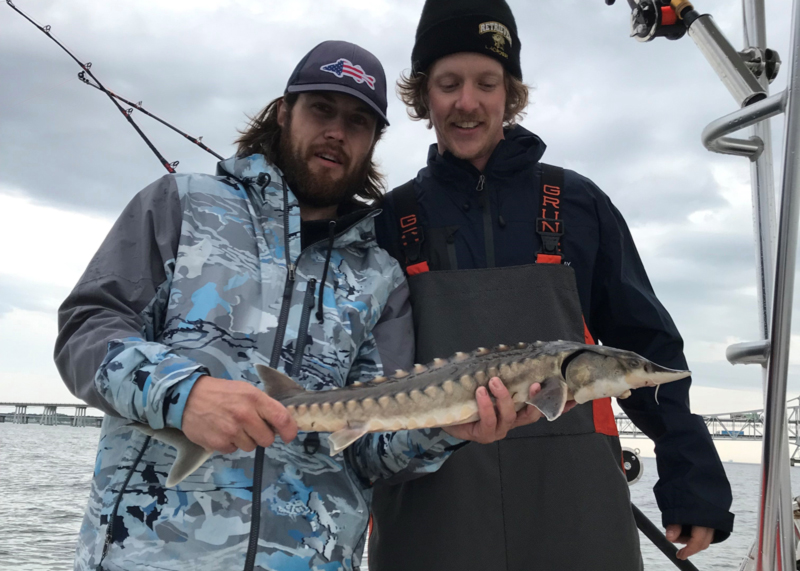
[{"xmin": 536, "ymin": 217, "xmax": 564, "ymax": 258}]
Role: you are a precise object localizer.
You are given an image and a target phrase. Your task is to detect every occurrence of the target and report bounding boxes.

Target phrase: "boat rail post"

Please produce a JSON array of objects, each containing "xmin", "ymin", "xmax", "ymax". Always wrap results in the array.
[
  {"xmin": 739, "ymin": 1, "xmax": 785, "ymax": 565},
  {"xmin": 756, "ymin": 0, "xmax": 800, "ymax": 566},
  {"xmin": 742, "ymin": 0, "xmax": 778, "ymax": 348}
]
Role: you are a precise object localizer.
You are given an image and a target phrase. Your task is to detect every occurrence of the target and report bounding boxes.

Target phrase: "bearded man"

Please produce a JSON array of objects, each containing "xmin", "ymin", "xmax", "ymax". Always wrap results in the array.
[{"xmin": 55, "ymin": 40, "xmax": 542, "ymax": 571}]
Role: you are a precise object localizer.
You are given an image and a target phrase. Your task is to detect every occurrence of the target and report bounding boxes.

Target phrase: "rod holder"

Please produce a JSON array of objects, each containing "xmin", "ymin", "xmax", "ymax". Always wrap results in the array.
[
  {"xmin": 687, "ymin": 14, "xmax": 768, "ymax": 107},
  {"xmin": 726, "ymin": 340, "xmax": 771, "ymax": 366}
]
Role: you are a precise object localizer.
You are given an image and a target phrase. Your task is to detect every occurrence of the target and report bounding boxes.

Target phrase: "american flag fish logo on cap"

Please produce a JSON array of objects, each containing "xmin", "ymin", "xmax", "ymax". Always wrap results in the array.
[{"xmin": 320, "ymin": 59, "xmax": 376, "ymax": 90}]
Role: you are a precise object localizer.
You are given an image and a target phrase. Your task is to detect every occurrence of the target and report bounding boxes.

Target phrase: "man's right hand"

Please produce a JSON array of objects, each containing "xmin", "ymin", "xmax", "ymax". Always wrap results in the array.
[{"xmin": 182, "ymin": 375, "xmax": 298, "ymax": 454}]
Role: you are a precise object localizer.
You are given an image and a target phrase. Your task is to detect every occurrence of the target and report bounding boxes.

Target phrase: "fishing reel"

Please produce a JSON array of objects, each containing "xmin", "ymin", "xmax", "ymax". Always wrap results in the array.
[
  {"xmin": 622, "ymin": 447, "xmax": 644, "ymax": 486},
  {"xmin": 604, "ymin": 0, "xmax": 691, "ymax": 42}
]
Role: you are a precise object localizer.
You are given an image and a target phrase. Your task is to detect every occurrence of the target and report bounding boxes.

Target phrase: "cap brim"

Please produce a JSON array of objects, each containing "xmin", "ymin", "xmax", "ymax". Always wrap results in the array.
[{"xmin": 286, "ymin": 83, "xmax": 389, "ymax": 126}]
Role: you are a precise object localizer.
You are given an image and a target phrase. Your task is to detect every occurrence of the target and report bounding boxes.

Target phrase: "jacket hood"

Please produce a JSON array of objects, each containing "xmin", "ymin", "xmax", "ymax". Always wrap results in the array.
[
  {"xmin": 426, "ymin": 124, "xmax": 547, "ymax": 182},
  {"xmin": 216, "ymin": 153, "xmax": 277, "ymax": 182},
  {"xmin": 216, "ymin": 154, "xmax": 379, "ymax": 250}
]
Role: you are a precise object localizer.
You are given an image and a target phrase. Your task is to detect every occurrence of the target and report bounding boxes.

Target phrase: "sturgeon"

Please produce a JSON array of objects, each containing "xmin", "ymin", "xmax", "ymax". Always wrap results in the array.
[{"xmin": 136, "ymin": 340, "xmax": 689, "ymax": 487}]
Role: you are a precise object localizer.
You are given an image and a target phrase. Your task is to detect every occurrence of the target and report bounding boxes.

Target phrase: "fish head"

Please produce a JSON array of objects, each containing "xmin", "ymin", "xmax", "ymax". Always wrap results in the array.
[{"xmin": 562, "ymin": 345, "xmax": 690, "ymax": 403}]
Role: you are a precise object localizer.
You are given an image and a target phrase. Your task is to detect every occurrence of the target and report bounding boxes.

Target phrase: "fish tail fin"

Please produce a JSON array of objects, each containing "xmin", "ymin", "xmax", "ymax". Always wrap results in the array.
[
  {"xmin": 256, "ymin": 364, "xmax": 305, "ymax": 400},
  {"xmin": 132, "ymin": 424, "xmax": 213, "ymax": 487}
]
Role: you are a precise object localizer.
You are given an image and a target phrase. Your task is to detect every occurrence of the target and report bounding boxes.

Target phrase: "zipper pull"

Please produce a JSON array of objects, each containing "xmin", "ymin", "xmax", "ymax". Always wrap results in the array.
[
  {"xmin": 476, "ymin": 175, "xmax": 485, "ymax": 192},
  {"xmin": 283, "ymin": 263, "xmax": 296, "ymax": 300}
]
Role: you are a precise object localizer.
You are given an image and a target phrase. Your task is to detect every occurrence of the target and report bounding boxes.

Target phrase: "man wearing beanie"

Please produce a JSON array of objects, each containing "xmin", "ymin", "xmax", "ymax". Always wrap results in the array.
[
  {"xmin": 56, "ymin": 39, "xmax": 533, "ymax": 571},
  {"xmin": 369, "ymin": 1, "xmax": 734, "ymax": 569}
]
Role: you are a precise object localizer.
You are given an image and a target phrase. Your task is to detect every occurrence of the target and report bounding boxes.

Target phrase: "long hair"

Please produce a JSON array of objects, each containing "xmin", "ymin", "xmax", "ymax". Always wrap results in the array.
[
  {"xmin": 397, "ymin": 68, "xmax": 529, "ymax": 128},
  {"xmin": 235, "ymin": 94, "xmax": 387, "ymax": 203}
]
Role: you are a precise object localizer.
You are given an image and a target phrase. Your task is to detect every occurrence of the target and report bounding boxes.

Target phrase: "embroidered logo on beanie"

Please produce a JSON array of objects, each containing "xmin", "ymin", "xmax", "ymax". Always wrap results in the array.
[{"xmin": 479, "ymin": 21, "xmax": 511, "ymax": 59}]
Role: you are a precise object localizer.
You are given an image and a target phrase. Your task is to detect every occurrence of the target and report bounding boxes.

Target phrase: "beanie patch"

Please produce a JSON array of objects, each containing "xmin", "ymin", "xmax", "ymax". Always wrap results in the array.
[{"xmin": 479, "ymin": 20, "xmax": 512, "ymax": 60}]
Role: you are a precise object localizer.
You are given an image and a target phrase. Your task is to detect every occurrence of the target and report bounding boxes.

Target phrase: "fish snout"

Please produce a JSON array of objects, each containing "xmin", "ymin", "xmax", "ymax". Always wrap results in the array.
[{"xmin": 637, "ymin": 362, "xmax": 691, "ymax": 386}]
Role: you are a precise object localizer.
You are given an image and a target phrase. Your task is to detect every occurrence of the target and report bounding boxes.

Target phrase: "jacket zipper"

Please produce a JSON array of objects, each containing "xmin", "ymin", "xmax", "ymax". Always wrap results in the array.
[
  {"xmin": 269, "ymin": 261, "xmax": 296, "ymax": 368},
  {"xmin": 244, "ymin": 196, "xmax": 379, "ymax": 571},
  {"xmin": 476, "ymin": 174, "xmax": 496, "ymax": 268},
  {"xmin": 245, "ymin": 185, "xmax": 296, "ymax": 571},
  {"xmin": 291, "ymin": 278, "xmax": 317, "ymax": 378}
]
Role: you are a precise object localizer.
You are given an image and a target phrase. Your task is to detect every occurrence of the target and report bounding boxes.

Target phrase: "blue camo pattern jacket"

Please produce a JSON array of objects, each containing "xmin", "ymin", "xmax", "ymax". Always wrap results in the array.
[{"xmin": 55, "ymin": 154, "xmax": 463, "ymax": 571}]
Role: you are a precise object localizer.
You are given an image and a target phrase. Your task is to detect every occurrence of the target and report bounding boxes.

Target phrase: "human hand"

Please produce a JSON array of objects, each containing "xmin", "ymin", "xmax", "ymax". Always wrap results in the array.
[
  {"xmin": 182, "ymin": 375, "xmax": 298, "ymax": 454},
  {"xmin": 443, "ymin": 379, "xmax": 543, "ymax": 443},
  {"xmin": 665, "ymin": 524, "xmax": 714, "ymax": 560}
]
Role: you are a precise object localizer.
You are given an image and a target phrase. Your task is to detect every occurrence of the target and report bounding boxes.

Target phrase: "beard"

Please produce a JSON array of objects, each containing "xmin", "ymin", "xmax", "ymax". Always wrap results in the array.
[{"xmin": 278, "ymin": 122, "xmax": 372, "ymax": 209}]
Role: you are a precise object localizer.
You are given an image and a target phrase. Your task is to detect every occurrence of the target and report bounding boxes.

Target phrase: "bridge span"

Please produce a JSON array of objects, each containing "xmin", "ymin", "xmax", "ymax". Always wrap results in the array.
[
  {"xmin": 2, "ymin": 397, "xmax": 798, "ymax": 451},
  {"xmin": 0, "ymin": 402, "xmax": 103, "ymax": 427},
  {"xmin": 615, "ymin": 395, "xmax": 800, "ymax": 463}
]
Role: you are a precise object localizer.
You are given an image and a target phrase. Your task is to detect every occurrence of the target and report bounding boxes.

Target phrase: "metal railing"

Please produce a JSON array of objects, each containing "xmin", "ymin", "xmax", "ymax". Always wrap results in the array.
[{"xmin": 692, "ymin": 0, "xmax": 800, "ymax": 568}]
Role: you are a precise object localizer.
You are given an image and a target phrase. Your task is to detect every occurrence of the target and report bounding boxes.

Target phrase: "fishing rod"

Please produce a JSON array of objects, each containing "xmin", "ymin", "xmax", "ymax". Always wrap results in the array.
[
  {"xmin": 7, "ymin": 0, "xmax": 224, "ymax": 171},
  {"xmin": 77, "ymin": 73, "xmax": 224, "ymax": 161}
]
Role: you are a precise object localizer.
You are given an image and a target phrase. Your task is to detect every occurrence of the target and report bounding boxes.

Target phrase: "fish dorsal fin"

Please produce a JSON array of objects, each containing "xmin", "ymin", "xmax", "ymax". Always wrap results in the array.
[
  {"xmin": 526, "ymin": 377, "xmax": 568, "ymax": 421},
  {"xmin": 256, "ymin": 364, "xmax": 304, "ymax": 400}
]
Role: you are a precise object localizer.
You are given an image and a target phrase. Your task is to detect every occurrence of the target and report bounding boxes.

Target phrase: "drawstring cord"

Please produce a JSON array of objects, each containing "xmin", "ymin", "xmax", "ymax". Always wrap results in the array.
[{"xmin": 316, "ymin": 220, "xmax": 336, "ymax": 323}]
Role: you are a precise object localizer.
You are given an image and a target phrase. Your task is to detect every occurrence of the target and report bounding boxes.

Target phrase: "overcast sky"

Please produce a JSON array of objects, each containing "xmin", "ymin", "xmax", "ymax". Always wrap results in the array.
[{"xmin": 0, "ymin": 0, "xmax": 796, "ymax": 458}]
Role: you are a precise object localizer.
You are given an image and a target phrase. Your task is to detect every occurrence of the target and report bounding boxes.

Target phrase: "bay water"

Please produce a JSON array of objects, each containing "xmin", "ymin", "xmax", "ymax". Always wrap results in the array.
[{"xmin": 0, "ymin": 423, "xmax": 789, "ymax": 570}]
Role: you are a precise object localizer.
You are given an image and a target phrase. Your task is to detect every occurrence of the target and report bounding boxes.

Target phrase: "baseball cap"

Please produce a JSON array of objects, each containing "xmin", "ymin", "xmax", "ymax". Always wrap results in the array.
[{"xmin": 286, "ymin": 40, "xmax": 389, "ymax": 125}]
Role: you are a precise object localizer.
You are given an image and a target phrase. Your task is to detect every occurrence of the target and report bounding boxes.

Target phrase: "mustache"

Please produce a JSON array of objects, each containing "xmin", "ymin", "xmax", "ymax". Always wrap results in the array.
[{"xmin": 448, "ymin": 113, "xmax": 485, "ymax": 124}]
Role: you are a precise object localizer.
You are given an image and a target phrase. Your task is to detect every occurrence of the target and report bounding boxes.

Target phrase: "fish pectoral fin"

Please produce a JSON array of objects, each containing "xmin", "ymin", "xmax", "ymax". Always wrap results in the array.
[
  {"xmin": 256, "ymin": 364, "xmax": 304, "ymax": 400},
  {"xmin": 327, "ymin": 425, "xmax": 369, "ymax": 456},
  {"xmin": 526, "ymin": 377, "xmax": 569, "ymax": 421},
  {"xmin": 132, "ymin": 423, "xmax": 213, "ymax": 488}
]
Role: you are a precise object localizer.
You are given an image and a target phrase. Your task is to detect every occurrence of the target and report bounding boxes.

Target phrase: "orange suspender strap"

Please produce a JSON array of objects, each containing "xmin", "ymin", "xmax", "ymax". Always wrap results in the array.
[
  {"xmin": 535, "ymin": 164, "xmax": 565, "ymax": 264},
  {"xmin": 536, "ymin": 164, "xmax": 618, "ymax": 437},
  {"xmin": 583, "ymin": 322, "xmax": 619, "ymax": 437},
  {"xmin": 393, "ymin": 179, "xmax": 428, "ymax": 275}
]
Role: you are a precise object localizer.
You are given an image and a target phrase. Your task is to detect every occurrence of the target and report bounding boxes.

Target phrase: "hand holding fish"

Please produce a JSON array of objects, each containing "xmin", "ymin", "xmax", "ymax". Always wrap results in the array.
[
  {"xmin": 182, "ymin": 375, "xmax": 298, "ymax": 454},
  {"xmin": 442, "ymin": 377, "xmax": 545, "ymax": 443}
]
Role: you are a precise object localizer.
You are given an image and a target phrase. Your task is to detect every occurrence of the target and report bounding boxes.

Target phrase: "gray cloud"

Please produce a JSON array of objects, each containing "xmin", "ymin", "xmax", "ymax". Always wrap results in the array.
[
  {"xmin": 0, "ymin": 276, "xmax": 68, "ymax": 317},
  {"xmin": 1, "ymin": 0, "xmax": 796, "ymax": 401}
]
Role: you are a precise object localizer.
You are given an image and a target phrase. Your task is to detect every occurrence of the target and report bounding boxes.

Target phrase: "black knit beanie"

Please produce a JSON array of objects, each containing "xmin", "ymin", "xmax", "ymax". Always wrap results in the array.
[{"xmin": 411, "ymin": 0, "xmax": 521, "ymax": 79}]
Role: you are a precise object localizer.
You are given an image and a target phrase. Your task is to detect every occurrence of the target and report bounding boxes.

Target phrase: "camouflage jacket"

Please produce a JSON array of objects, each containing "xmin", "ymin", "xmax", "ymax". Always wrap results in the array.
[{"xmin": 55, "ymin": 154, "xmax": 463, "ymax": 571}]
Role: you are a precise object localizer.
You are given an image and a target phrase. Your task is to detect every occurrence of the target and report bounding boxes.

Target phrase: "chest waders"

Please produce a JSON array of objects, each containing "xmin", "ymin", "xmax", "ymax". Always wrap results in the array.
[{"xmin": 369, "ymin": 165, "xmax": 642, "ymax": 571}]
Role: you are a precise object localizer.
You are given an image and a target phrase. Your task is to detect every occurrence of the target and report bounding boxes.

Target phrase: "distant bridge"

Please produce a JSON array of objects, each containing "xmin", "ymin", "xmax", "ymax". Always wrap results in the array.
[
  {"xmin": 615, "ymin": 395, "xmax": 800, "ymax": 463},
  {"xmin": 3, "ymin": 397, "xmax": 798, "ymax": 446},
  {"xmin": 0, "ymin": 402, "xmax": 103, "ymax": 427}
]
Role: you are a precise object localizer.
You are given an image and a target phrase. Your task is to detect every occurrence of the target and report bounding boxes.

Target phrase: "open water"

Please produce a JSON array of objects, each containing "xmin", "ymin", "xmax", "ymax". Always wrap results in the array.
[{"xmin": 0, "ymin": 423, "xmax": 794, "ymax": 570}]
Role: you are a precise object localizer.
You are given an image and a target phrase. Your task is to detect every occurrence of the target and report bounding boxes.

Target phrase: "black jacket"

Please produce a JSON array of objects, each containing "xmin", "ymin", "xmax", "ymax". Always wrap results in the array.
[{"xmin": 374, "ymin": 124, "xmax": 734, "ymax": 540}]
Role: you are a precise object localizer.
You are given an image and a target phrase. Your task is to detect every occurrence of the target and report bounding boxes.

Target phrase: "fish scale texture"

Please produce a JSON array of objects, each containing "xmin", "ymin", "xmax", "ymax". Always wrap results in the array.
[{"xmin": 60, "ymin": 155, "xmax": 463, "ymax": 571}]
